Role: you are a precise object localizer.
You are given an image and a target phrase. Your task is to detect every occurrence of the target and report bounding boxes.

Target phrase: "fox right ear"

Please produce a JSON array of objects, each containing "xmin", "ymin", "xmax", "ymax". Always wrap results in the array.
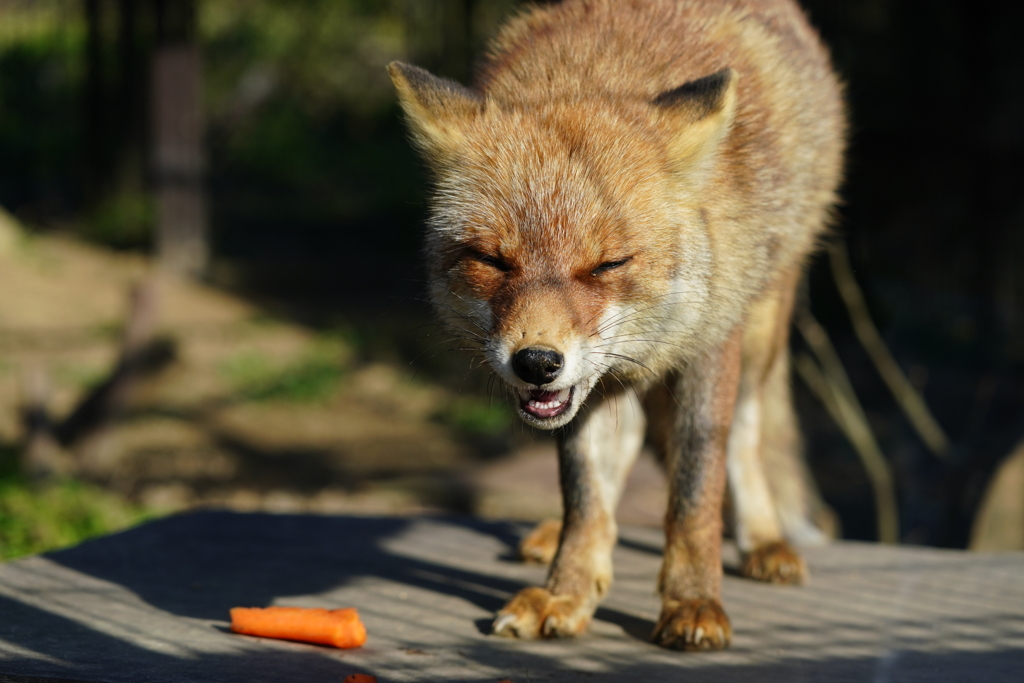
[
  {"xmin": 653, "ymin": 68, "xmax": 738, "ymax": 169},
  {"xmin": 388, "ymin": 61, "xmax": 484, "ymax": 161}
]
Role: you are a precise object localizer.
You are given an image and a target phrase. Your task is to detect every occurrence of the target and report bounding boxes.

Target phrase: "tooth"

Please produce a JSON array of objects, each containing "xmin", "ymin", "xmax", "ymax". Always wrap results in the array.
[{"xmin": 556, "ymin": 388, "xmax": 570, "ymax": 402}]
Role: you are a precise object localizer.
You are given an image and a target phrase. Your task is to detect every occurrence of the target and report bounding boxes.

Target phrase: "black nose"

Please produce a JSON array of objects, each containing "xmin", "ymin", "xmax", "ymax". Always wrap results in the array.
[{"xmin": 512, "ymin": 346, "xmax": 564, "ymax": 385}]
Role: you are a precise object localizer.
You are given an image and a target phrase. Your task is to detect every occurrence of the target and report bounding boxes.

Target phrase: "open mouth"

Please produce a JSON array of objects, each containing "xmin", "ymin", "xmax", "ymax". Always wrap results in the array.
[{"xmin": 519, "ymin": 386, "xmax": 574, "ymax": 419}]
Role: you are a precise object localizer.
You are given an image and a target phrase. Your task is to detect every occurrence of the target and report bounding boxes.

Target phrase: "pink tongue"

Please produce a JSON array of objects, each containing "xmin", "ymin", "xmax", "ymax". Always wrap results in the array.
[{"xmin": 530, "ymin": 390, "xmax": 560, "ymax": 402}]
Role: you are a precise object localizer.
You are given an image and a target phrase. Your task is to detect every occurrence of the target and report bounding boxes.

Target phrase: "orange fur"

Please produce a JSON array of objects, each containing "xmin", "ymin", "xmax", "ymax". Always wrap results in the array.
[{"xmin": 390, "ymin": 0, "xmax": 844, "ymax": 651}]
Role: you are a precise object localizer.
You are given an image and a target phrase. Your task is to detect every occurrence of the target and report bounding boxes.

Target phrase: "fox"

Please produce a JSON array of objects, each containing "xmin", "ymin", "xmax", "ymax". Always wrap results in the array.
[{"xmin": 389, "ymin": 0, "xmax": 844, "ymax": 651}]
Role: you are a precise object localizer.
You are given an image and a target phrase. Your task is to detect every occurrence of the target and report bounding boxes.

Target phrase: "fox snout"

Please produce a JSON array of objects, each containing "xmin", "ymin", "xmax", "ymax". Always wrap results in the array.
[
  {"xmin": 496, "ymin": 330, "xmax": 589, "ymax": 427},
  {"xmin": 509, "ymin": 345, "xmax": 579, "ymax": 421},
  {"xmin": 511, "ymin": 346, "xmax": 564, "ymax": 386}
]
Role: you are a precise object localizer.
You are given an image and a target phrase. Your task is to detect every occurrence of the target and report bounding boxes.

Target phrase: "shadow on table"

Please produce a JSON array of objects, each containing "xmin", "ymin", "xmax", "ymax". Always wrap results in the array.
[
  {"xmin": 1, "ymin": 512, "xmax": 1020, "ymax": 683},
  {"xmin": 0, "ymin": 592, "xmax": 358, "ymax": 683},
  {"xmin": 2, "ymin": 585, "xmax": 1022, "ymax": 683},
  {"xmin": 45, "ymin": 512, "xmax": 530, "ymax": 620},
  {"xmin": 40, "ymin": 511, "xmax": 664, "ymax": 641}
]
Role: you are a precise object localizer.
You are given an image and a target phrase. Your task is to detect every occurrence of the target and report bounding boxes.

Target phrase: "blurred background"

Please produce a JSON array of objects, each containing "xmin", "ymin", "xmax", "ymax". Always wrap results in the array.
[{"xmin": 0, "ymin": 0, "xmax": 1022, "ymax": 560}]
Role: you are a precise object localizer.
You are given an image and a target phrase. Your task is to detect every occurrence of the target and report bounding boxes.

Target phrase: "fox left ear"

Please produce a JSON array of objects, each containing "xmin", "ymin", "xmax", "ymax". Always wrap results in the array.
[
  {"xmin": 388, "ymin": 61, "xmax": 484, "ymax": 162},
  {"xmin": 653, "ymin": 68, "xmax": 738, "ymax": 168}
]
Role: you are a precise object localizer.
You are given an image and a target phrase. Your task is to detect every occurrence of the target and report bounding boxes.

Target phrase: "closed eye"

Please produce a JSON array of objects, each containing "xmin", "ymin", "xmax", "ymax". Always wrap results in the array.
[
  {"xmin": 476, "ymin": 252, "xmax": 512, "ymax": 272},
  {"xmin": 591, "ymin": 257, "xmax": 632, "ymax": 277}
]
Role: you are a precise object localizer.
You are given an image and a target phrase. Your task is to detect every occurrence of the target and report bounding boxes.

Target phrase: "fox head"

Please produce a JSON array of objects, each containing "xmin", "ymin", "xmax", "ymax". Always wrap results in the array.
[{"xmin": 389, "ymin": 61, "xmax": 737, "ymax": 429}]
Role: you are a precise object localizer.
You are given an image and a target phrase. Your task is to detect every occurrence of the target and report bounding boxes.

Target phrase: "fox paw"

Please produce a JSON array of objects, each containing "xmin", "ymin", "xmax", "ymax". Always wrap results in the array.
[
  {"xmin": 492, "ymin": 587, "xmax": 591, "ymax": 639},
  {"xmin": 517, "ymin": 519, "xmax": 562, "ymax": 565},
  {"xmin": 652, "ymin": 598, "xmax": 731, "ymax": 651},
  {"xmin": 740, "ymin": 541, "xmax": 807, "ymax": 585}
]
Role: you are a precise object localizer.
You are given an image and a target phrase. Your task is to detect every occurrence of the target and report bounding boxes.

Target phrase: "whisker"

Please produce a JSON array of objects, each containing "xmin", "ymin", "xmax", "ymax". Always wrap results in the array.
[
  {"xmin": 595, "ymin": 317, "xmax": 683, "ymax": 338},
  {"xmin": 414, "ymin": 329, "xmax": 486, "ymax": 345},
  {"xmin": 596, "ymin": 300, "xmax": 703, "ymax": 335},
  {"xmin": 408, "ymin": 336, "xmax": 483, "ymax": 365},
  {"xmin": 594, "ymin": 337, "xmax": 691, "ymax": 352},
  {"xmin": 422, "ymin": 347, "xmax": 485, "ymax": 363},
  {"xmin": 584, "ymin": 357, "xmax": 632, "ymax": 398},
  {"xmin": 413, "ymin": 322, "xmax": 487, "ymax": 344},
  {"xmin": 591, "ymin": 351, "xmax": 656, "ymax": 375},
  {"xmin": 408, "ymin": 296, "xmax": 489, "ymax": 334}
]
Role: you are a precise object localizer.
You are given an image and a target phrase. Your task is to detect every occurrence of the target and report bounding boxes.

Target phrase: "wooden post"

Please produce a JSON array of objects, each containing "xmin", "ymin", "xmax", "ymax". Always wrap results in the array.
[{"xmin": 152, "ymin": 0, "xmax": 208, "ymax": 277}]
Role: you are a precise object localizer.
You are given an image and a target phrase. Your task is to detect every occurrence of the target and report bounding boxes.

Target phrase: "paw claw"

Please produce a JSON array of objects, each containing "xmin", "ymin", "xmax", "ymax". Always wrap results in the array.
[
  {"xmin": 492, "ymin": 613, "xmax": 517, "ymax": 636},
  {"xmin": 492, "ymin": 586, "xmax": 591, "ymax": 639},
  {"xmin": 651, "ymin": 598, "xmax": 731, "ymax": 651}
]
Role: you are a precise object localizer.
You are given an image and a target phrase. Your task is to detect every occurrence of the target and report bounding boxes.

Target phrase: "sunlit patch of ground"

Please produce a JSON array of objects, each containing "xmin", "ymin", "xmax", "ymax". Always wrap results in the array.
[
  {"xmin": 0, "ymin": 219, "xmax": 668, "ymax": 561},
  {"xmin": 0, "ymin": 224, "xmax": 481, "ymax": 555}
]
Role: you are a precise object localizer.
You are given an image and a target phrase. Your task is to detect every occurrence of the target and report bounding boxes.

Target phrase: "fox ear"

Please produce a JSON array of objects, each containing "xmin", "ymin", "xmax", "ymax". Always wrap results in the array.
[
  {"xmin": 653, "ymin": 68, "xmax": 738, "ymax": 167},
  {"xmin": 388, "ymin": 61, "xmax": 484, "ymax": 161}
]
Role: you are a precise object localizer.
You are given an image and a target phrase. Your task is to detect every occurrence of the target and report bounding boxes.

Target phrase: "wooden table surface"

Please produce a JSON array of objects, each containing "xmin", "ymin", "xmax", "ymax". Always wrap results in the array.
[{"xmin": 1, "ymin": 511, "xmax": 1022, "ymax": 682}]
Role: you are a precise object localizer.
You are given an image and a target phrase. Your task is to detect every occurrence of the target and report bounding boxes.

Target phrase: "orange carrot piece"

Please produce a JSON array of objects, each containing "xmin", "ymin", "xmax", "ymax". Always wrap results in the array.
[
  {"xmin": 229, "ymin": 606, "xmax": 366, "ymax": 649},
  {"xmin": 343, "ymin": 675, "xmax": 378, "ymax": 683}
]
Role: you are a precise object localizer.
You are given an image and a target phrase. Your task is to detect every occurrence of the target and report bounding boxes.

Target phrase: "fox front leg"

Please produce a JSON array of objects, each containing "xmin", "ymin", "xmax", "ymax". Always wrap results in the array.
[
  {"xmin": 493, "ymin": 389, "xmax": 645, "ymax": 639},
  {"xmin": 645, "ymin": 330, "xmax": 742, "ymax": 651}
]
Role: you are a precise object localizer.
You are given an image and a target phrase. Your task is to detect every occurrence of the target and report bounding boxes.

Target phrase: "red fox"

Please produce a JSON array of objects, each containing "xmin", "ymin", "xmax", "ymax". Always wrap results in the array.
[{"xmin": 389, "ymin": 0, "xmax": 844, "ymax": 651}]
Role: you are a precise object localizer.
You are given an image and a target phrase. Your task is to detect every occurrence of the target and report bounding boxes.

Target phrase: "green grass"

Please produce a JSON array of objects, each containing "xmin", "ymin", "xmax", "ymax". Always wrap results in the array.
[
  {"xmin": 52, "ymin": 362, "xmax": 107, "ymax": 391},
  {"xmin": 0, "ymin": 477, "xmax": 151, "ymax": 561},
  {"xmin": 0, "ymin": 443, "xmax": 153, "ymax": 561},
  {"xmin": 435, "ymin": 395, "xmax": 512, "ymax": 437},
  {"xmin": 221, "ymin": 341, "xmax": 349, "ymax": 404}
]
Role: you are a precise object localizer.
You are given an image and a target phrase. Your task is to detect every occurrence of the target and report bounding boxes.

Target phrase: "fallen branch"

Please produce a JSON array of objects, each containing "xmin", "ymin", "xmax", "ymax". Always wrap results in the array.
[
  {"xmin": 828, "ymin": 242, "xmax": 950, "ymax": 458},
  {"xmin": 19, "ymin": 364, "xmax": 67, "ymax": 479},
  {"xmin": 19, "ymin": 277, "xmax": 176, "ymax": 475},
  {"xmin": 794, "ymin": 309, "xmax": 900, "ymax": 544}
]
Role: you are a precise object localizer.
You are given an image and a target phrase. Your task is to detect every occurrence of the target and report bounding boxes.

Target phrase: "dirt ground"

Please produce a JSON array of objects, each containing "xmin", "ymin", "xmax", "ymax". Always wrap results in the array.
[
  {"xmin": 5, "ymin": 212, "xmax": 1019, "ymax": 553},
  {"xmin": 0, "ymin": 213, "xmax": 667, "ymax": 528}
]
